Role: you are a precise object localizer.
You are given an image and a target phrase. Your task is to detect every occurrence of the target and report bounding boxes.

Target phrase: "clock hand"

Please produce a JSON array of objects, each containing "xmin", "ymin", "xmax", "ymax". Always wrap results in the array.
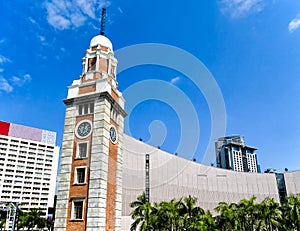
[{"xmin": 84, "ymin": 124, "xmax": 89, "ymax": 133}]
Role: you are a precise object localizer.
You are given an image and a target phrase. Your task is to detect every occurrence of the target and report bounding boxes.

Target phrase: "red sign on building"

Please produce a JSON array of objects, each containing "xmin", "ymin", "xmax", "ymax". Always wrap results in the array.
[{"xmin": 0, "ymin": 121, "xmax": 10, "ymax": 136}]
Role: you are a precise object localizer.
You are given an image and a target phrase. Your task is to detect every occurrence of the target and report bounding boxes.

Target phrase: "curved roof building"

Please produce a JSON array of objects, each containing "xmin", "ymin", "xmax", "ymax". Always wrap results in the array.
[{"xmin": 121, "ymin": 134, "xmax": 300, "ymax": 229}]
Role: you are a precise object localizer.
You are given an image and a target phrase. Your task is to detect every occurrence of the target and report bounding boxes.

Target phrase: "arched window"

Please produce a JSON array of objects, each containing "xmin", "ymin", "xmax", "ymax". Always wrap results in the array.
[{"xmin": 88, "ymin": 57, "xmax": 96, "ymax": 71}]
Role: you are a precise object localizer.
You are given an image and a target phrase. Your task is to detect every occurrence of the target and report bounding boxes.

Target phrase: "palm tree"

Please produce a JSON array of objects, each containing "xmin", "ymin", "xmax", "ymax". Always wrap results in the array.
[
  {"xmin": 282, "ymin": 195, "xmax": 300, "ymax": 231},
  {"xmin": 17, "ymin": 208, "xmax": 46, "ymax": 231},
  {"xmin": 0, "ymin": 211, "xmax": 6, "ymax": 231},
  {"xmin": 189, "ymin": 210, "xmax": 216, "ymax": 231},
  {"xmin": 157, "ymin": 198, "xmax": 184, "ymax": 231},
  {"xmin": 180, "ymin": 196, "xmax": 206, "ymax": 230},
  {"xmin": 130, "ymin": 192, "xmax": 155, "ymax": 231},
  {"xmin": 215, "ymin": 201, "xmax": 240, "ymax": 231},
  {"xmin": 256, "ymin": 197, "xmax": 282, "ymax": 231},
  {"xmin": 27, "ymin": 208, "xmax": 44, "ymax": 231},
  {"xmin": 237, "ymin": 196, "xmax": 259, "ymax": 231},
  {"xmin": 181, "ymin": 196, "xmax": 197, "ymax": 229},
  {"xmin": 17, "ymin": 210, "xmax": 29, "ymax": 231},
  {"xmin": 130, "ymin": 194, "xmax": 294, "ymax": 231},
  {"xmin": 36, "ymin": 216, "xmax": 47, "ymax": 231}
]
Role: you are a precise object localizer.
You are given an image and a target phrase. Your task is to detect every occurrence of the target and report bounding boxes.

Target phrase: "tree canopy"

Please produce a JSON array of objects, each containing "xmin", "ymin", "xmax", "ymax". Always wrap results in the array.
[
  {"xmin": 17, "ymin": 208, "xmax": 47, "ymax": 231},
  {"xmin": 130, "ymin": 193, "xmax": 300, "ymax": 231}
]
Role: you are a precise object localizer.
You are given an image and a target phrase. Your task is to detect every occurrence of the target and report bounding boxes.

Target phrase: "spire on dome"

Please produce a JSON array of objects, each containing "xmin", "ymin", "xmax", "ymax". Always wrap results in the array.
[
  {"xmin": 100, "ymin": 8, "xmax": 106, "ymax": 36},
  {"xmin": 89, "ymin": 8, "xmax": 112, "ymax": 50}
]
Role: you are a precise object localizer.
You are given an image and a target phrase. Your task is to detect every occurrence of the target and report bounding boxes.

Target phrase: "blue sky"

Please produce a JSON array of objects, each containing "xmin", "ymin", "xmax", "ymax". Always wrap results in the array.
[{"xmin": 0, "ymin": 0, "xmax": 299, "ymax": 172}]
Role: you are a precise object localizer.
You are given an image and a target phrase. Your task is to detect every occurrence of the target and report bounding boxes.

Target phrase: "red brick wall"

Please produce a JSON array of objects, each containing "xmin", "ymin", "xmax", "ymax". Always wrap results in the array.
[
  {"xmin": 66, "ymin": 115, "xmax": 93, "ymax": 231},
  {"xmin": 101, "ymin": 46, "xmax": 108, "ymax": 52},
  {"xmin": 105, "ymin": 120, "xmax": 118, "ymax": 231},
  {"xmin": 111, "ymin": 89, "xmax": 119, "ymax": 102},
  {"xmin": 78, "ymin": 84, "xmax": 96, "ymax": 94},
  {"xmin": 99, "ymin": 57, "xmax": 108, "ymax": 72}
]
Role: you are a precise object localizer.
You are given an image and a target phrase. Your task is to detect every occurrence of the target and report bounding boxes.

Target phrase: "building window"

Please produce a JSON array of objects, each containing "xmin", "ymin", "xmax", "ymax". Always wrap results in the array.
[
  {"xmin": 72, "ymin": 199, "xmax": 84, "ymax": 220},
  {"xmin": 74, "ymin": 167, "xmax": 86, "ymax": 184},
  {"xmin": 77, "ymin": 142, "xmax": 88, "ymax": 159},
  {"xmin": 88, "ymin": 57, "xmax": 96, "ymax": 71},
  {"xmin": 78, "ymin": 103, "xmax": 94, "ymax": 116},
  {"xmin": 110, "ymin": 107, "xmax": 118, "ymax": 122},
  {"xmin": 111, "ymin": 65, "xmax": 116, "ymax": 77}
]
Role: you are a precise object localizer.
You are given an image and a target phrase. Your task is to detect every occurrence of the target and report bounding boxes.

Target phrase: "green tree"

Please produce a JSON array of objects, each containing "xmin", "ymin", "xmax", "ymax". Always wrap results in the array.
[
  {"xmin": 189, "ymin": 210, "xmax": 216, "ymax": 231},
  {"xmin": 17, "ymin": 208, "xmax": 46, "ymax": 231},
  {"xmin": 282, "ymin": 195, "xmax": 300, "ymax": 231},
  {"xmin": 180, "ymin": 196, "xmax": 206, "ymax": 230},
  {"xmin": 130, "ymin": 192, "xmax": 155, "ymax": 231},
  {"xmin": 256, "ymin": 197, "xmax": 282, "ymax": 231},
  {"xmin": 0, "ymin": 210, "xmax": 6, "ymax": 231},
  {"xmin": 130, "ymin": 194, "xmax": 294, "ymax": 231},
  {"xmin": 17, "ymin": 210, "xmax": 29, "ymax": 231},
  {"xmin": 215, "ymin": 201, "xmax": 240, "ymax": 231},
  {"xmin": 27, "ymin": 208, "xmax": 45, "ymax": 231},
  {"xmin": 237, "ymin": 196, "xmax": 259, "ymax": 231},
  {"xmin": 157, "ymin": 198, "xmax": 184, "ymax": 231}
]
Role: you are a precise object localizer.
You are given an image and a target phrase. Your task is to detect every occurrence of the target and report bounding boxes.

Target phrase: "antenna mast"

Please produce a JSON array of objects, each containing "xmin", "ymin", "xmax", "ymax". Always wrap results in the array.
[{"xmin": 100, "ymin": 8, "xmax": 106, "ymax": 35}]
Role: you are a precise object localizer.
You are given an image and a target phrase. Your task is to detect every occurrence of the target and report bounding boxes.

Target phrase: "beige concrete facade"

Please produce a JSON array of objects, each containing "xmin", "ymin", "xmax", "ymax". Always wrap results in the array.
[
  {"xmin": 284, "ymin": 170, "xmax": 300, "ymax": 196},
  {"xmin": 121, "ymin": 134, "xmax": 300, "ymax": 230}
]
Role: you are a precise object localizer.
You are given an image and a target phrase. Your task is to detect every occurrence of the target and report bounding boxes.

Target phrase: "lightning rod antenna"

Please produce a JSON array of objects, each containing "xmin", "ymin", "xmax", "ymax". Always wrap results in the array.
[{"xmin": 100, "ymin": 8, "xmax": 106, "ymax": 35}]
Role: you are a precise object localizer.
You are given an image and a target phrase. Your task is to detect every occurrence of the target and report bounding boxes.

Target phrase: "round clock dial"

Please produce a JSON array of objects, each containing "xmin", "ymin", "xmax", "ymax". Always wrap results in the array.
[
  {"xmin": 76, "ymin": 120, "xmax": 92, "ymax": 138},
  {"xmin": 109, "ymin": 125, "xmax": 118, "ymax": 144}
]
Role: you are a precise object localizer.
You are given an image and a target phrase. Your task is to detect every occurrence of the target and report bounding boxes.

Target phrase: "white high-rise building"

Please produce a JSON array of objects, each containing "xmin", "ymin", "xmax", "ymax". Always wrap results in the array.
[
  {"xmin": 215, "ymin": 136, "xmax": 258, "ymax": 173},
  {"xmin": 0, "ymin": 120, "xmax": 59, "ymax": 216}
]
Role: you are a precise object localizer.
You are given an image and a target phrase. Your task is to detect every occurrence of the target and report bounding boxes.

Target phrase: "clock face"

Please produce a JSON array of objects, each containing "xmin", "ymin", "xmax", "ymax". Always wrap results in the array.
[
  {"xmin": 76, "ymin": 120, "xmax": 92, "ymax": 138},
  {"xmin": 109, "ymin": 125, "xmax": 118, "ymax": 144}
]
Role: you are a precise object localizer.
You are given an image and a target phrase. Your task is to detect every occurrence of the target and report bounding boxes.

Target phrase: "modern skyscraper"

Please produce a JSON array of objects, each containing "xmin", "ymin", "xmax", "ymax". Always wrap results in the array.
[
  {"xmin": 0, "ymin": 120, "xmax": 59, "ymax": 216},
  {"xmin": 54, "ymin": 32, "xmax": 126, "ymax": 231},
  {"xmin": 215, "ymin": 135, "xmax": 258, "ymax": 172}
]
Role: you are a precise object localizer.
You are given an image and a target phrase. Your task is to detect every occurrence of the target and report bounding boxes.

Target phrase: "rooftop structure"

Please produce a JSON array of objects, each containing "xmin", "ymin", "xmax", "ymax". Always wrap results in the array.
[
  {"xmin": 0, "ymin": 121, "xmax": 59, "ymax": 217},
  {"xmin": 215, "ymin": 136, "xmax": 258, "ymax": 172}
]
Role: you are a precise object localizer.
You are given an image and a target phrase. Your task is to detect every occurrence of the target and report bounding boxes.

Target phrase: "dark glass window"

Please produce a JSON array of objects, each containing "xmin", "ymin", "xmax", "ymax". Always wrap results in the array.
[
  {"xmin": 78, "ymin": 103, "xmax": 94, "ymax": 116},
  {"xmin": 76, "ymin": 168, "xmax": 86, "ymax": 184},
  {"xmin": 78, "ymin": 105, "xmax": 83, "ymax": 115},
  {"xmin": 73, "ymin": 201, "xmax": 83, "ymax": 219},
  {"xmin": 78, "ymin": 143, "xmax": 87, "ymax": 158}
]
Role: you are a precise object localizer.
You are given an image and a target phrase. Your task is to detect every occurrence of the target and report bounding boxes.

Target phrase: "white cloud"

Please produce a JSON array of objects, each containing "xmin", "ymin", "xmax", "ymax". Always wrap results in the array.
[
  {"xmin": 39, "ymin": 36, "xmax": 46, "ymax": 42},
  {"xmin": 170, "ymin": 76, "xmax": 180, "ymax": 84},
  {"xmin": 289, "ymin": 15, "xmax": 300, "ymax": 33},
  {"xmin": 37, "ymin": 35, "xmax": 50, "ymax": 46},
  {"xmin": 0, "ymin": 55, "xmax": 11, "ymax": 64},
  {"xmin": 44, "ymin": 0, "xmax": 111, "ymax": 30},
  {"xmin": 118, "ymin": 7, "xmax": 123, "ymax": 14},
  {"xmin": 24, "ymin": 74, "xmax": 31, "ymax": 82},
  {"xmin": 28, "ymin": 17, "xmax": 38, "ymax": 25},
  {"xmin": 0, "ymin": 76, "xmax": 13, "ymax": 93},
  {"xmin": 11, "ymin": 74, "xmax": 32, "ymax": 87},
  {"xmin": 220, "ymin": 0, "xmax": 264, "ymax": 18},
  {"xmin": 99, "ymin": 0, "xmax": 111, "ymax": 8}
]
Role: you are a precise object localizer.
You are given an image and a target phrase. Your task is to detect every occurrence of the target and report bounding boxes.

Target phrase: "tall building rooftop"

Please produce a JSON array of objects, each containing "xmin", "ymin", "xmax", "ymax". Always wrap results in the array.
[
  {"xmin": 215, "ymin": 135, "xmax": 259, "ymax": 173},
  {"xmin": 0, "ymin": 120, "xmax": 59, "ymax": 218},
  {"xmin": 0, "ymin": 121, "xmax": 56, "ymax": 145}
]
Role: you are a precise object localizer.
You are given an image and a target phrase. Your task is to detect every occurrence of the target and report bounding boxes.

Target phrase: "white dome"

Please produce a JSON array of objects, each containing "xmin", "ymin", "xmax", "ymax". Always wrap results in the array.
[{"xmin": 90, "ymin": 35, "xmax": 113, "ymax": 50}]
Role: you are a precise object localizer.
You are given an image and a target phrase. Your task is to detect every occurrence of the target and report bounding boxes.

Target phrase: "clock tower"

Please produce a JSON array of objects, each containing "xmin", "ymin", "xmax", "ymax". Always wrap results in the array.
[{"xmin": 54, "ymin": 33, "xmax": 126, "ymax": 231}]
